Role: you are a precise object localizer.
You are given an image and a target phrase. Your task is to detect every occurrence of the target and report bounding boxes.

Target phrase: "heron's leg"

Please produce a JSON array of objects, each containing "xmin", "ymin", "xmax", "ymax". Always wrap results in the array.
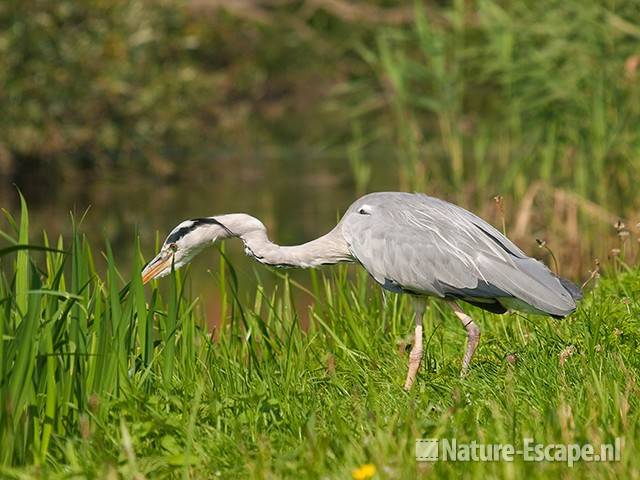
[
  {"xmin": 448, "ymin": 301, "xmax": 480, "ymax": 376},
  {"xmin": 404, "ymin": 298, "xmax": 426, "ymax": 390}
]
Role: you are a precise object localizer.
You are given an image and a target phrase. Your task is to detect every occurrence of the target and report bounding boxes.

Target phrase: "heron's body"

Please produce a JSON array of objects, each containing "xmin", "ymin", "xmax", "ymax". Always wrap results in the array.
[
  {"xmin": 142, "ymin": 191, "xmax": 582, "ymax": 388},
  {"xmin": 341, "ymin": 192, "xmax": 580, "ymax": 317}
]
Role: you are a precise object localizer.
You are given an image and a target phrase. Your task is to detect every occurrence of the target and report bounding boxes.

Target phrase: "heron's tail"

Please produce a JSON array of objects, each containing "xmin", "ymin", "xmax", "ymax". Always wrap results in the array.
[
  {"xmin": 557, "ymin": 276, "xmax": 583, "ymax": 302},
  {"xmin": 542, "ymin": 275, "xmax": 582, "ymax": 319},
  {"xmin": 492, "ymin": 256, "xmax": 582, "ymax": 319}
]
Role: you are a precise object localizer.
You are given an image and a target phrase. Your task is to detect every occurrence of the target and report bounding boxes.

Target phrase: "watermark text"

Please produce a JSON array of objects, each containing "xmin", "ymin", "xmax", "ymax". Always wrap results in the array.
[{"xmin": 416, "ymin": 437, "xmax": 622, "ymax": 467}]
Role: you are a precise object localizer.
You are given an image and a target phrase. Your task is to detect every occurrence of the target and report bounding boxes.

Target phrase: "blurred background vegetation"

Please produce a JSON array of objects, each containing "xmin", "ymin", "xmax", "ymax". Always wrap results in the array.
[
  {"xmin": 1, "ymin": 2, "xmax": 640, "ymax": 473},
  {"xmin": 1, "ymin": 0, "xmax": 639, "ymax": 291}
]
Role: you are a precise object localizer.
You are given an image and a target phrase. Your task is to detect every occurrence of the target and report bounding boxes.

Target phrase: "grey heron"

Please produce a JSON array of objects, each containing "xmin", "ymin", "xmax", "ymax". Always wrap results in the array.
[{"xmin": 142, "ymin": 192, "xmax": 582, "ymax": 389}]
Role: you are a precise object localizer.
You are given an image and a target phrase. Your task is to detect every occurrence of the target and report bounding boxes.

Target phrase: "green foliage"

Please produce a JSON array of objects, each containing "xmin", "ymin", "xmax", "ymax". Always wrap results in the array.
[
  {"xmin": 345, "ymin": 1, "xmax": 640, "ymax": 208},
  {"xmin": 0, "ymin": 198, "xmax": 639, "ymax": 478},
  {"xmin": 2, "ymin": 0, "xmax": 639, "ymax": 221},
  {"xmin": 0, "ymin": 0, "xmax": 377, "ymax": 171},
  {"xmin": 0, "ymin": 0, "xmax": 210, "ymax": 167}
]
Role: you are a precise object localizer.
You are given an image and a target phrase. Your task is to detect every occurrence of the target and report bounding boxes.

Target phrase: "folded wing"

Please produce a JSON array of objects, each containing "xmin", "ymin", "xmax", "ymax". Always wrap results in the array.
[{"xmin": 342, "ymin": 193, "xmax": 580, "ymax": 317}]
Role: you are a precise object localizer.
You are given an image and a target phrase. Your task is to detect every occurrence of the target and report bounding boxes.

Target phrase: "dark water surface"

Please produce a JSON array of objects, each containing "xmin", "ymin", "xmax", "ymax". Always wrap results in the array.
[{"xmin": 1, "ymin": 150, "xmax": 401, "ymax": 325}]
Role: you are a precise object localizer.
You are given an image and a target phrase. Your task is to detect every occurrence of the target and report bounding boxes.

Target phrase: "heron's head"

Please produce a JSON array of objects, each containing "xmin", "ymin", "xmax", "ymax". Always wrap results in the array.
[{"xmin": 141, "ymin": 217, "xmax": 232, "ymax": 284}]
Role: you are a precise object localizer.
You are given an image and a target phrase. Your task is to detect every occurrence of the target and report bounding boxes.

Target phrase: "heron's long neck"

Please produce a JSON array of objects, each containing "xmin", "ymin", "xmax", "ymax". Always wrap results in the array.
[{"xmin": 217, "ymin": 214, "xmax": 353, "ymax": 268}]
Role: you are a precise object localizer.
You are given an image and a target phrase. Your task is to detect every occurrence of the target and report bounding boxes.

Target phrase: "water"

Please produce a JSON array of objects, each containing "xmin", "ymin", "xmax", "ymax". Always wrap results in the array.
[{"xmin": 1, "ymin": 149, "xmax": 400, "ymax": 325}]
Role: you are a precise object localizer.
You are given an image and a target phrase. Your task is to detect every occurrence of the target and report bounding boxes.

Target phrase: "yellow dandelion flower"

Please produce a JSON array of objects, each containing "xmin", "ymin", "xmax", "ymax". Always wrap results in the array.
[{"xmin": 352, "ymin": 463, "xmax": 376, "ymax": 480}]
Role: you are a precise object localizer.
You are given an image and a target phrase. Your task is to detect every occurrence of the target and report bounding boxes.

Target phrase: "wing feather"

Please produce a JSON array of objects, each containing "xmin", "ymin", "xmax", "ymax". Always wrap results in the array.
[{"xmin": 341, "ymin": 192, "xmax": 578, "ymax": 317}]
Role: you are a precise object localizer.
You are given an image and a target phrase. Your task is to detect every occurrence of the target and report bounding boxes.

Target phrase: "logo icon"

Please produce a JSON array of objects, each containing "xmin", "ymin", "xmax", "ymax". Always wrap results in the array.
[{"xmin": 416, "ymin": 439, "xmax": 439, "ymax": 461}]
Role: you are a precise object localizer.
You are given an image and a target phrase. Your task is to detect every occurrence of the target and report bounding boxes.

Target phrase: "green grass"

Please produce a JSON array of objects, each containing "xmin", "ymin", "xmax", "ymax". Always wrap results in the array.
[
  {"xmin": 0, "ymin": 201, "xmax": 639, "ymax": 479},
  {"xmin": 344, "ymin": 1, "xmax": 640, "ymax": 203}
]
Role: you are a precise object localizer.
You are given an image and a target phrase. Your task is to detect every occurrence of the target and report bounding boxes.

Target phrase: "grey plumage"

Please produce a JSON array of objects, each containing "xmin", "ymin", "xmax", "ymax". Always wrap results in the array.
[{"xmin": 340, "ymin": 192, "xmax": 581, "ymax": 318}]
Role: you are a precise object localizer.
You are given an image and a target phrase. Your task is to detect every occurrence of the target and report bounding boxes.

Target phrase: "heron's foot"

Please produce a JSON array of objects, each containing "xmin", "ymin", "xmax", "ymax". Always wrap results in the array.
[
  {"xmin": 403, "ymin": 324, "xmax": 423, "ymax": 390},
  {"xmin": 448, "ymin": 301, "xmax": 481, "ymax": 377},
  {"xmin": 460, "ymin": 321, "xmax": 480, "ymax": 377},
  {"xmin": 404, "ymin": 350, "xmax": 423, "ymax": 390}
]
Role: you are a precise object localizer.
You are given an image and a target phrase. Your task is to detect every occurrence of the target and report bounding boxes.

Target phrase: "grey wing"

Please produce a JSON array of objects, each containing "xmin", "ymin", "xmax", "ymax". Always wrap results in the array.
[{"xmin": 341, "ymin": 193, "xmax": 578, "ymax": 317}]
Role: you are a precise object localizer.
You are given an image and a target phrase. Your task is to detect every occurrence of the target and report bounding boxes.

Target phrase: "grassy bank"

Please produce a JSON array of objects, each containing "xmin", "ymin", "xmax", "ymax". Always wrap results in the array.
[{"xmin": 0, "ymin": 198, "xmax": 639, "ymax": 478}]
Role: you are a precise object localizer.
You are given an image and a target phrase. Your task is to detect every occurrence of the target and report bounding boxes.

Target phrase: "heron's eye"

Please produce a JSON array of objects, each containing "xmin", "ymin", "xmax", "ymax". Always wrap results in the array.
[
  {"xmin": 358, "ymin": 205, "xmax": 373, "ymax": 215},
  {"xmin": 169, "ymin": 242, "xmax": 178, "ymax": 252}
]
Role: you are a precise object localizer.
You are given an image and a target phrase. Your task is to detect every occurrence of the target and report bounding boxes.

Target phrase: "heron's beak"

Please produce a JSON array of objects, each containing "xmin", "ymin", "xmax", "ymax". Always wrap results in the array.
[{"xmin": 141, "ymin": 253, "xmax": 173, "ymax": 284}]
